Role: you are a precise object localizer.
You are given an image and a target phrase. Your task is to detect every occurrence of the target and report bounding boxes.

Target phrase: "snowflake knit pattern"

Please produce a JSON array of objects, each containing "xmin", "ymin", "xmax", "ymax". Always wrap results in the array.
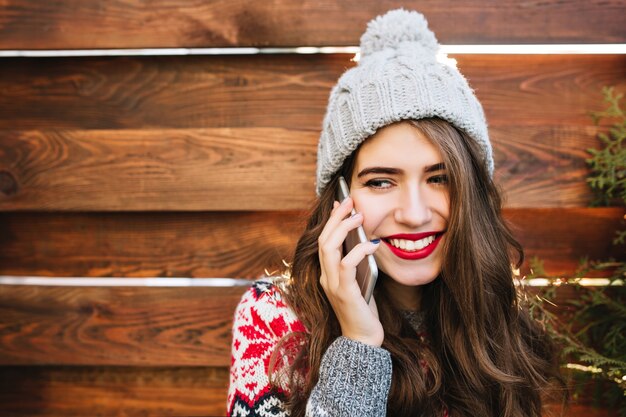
[
  {"xmin": 227, "ymin": 279, "xmax": 307, "ymax": 417},
  {"xmin": 227, "ymin": 279, "xmax": 449, "ymax": 417}
]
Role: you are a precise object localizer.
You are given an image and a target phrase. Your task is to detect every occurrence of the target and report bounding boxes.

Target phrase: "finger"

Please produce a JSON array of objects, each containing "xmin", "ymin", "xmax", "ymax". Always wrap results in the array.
[
  {"xmin": 319, "ymin": 214, "xmax": 366, "ymax": 293},
  {"xmin": 340, "ymin": 240, "xmax": 380, "ymax": 271},
  {"xmin": 319, "ymin": 197, "xmax": 354, "ymax": 243},
  {"xmin": 319, "ymin": 212, "xmax": 364, "ymax": 258},
  {"xmin": 336, "ymin": 240, "xmax": 380, "ymax": 287},
  {"xmin": 320, "ymin": 197, "xmax": 353, "ymax": 245}
]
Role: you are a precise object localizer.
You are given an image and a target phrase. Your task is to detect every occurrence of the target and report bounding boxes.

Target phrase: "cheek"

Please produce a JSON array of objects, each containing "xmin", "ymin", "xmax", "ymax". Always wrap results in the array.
[
  {"xmin": 434, "ymin": 192, "xmax": 450, "ymax": 221},
  {"xmin": 440, "ymin": 203, "xmax": 450, "ymax": 222},
  {"xmin": 354, "ymin": 196, "xmax": 388, "ymax": 234}
]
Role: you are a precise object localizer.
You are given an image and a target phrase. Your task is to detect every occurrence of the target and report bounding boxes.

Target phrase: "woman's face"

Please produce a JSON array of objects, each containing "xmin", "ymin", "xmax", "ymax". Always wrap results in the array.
[{"xmin": 350, "ymin": 121, "xmax": 450, "ymax": 287}]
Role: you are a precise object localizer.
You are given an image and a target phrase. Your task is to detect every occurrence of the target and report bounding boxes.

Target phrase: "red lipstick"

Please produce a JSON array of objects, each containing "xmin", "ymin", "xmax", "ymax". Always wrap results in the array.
[{"xmin": 382, "ymin": 232, "xmax": 444, "ymax": 260}]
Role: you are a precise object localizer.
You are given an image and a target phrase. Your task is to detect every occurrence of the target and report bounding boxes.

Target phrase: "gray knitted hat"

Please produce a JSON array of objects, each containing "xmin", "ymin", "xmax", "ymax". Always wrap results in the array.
[{"xmin": 315, "ymin": 8, "xmax": 493, "ymax": 195}]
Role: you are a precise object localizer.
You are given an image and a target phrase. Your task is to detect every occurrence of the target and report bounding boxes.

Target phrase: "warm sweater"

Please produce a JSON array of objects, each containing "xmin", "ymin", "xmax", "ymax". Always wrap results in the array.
[{"xmin": 227, "ymin": 279, "xmax": 393, "ymax": 417}]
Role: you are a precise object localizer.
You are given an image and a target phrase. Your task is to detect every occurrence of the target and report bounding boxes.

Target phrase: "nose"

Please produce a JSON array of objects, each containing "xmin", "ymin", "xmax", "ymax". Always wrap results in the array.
[{"xmin": 393, "ymin": 185, "xmax": 433, "ymax": 227}]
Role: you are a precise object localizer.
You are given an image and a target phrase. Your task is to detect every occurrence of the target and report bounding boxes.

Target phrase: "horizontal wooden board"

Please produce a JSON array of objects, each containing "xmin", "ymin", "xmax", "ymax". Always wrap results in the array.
[
  {"xmin": 464, "ymin": 55, "xmax": 626, "ymax": 128},
  {"xmin": 0, "ymin": 211, "xmax": 306, "ymax": 278},
  {"xmin": 0, "ymin": 366, "xmax": 229, "ymax": 416},
  {"xmin": 492, "ymin": 124, "xmax": 601, "ymax": 209},
  {"xmin": 507, "ymin": 207, "xmax": 626, "ymax": 277},
  {"xmin": 0, "ymin": 54, "xmax": 336, "ymax": 130},
  {"xmin": 0, "ymin": 128, "xmax": 318, "ymax": 211},
  {"xmin": 0, "ymin": 367, "xmax": 615, "ymax": 417},
  {"xmin": 0, "ymin": 55, "xmax": 623, "ymax": 130},
  {"xmin": 0, "ymin": 124, "xmax": 611, "ymax": 210},
  {"xmin": 0, "ymin": 281, "xmax": 621, "ymax": 367},
  {"xmin": 0, "ymin": 208, "xmax": 623, "ymax": 279},
  {"xmin": 0, "ymin": 0, "xmax": 624, "ymax": 49},
  {"xmin": 0, "ymin": 285, "xmax": 248, "ymax": 366}
]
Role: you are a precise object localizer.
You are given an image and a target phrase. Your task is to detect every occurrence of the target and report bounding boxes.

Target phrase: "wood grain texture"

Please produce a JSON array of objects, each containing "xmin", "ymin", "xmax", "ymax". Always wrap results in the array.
[
  {"xmin": 0, "ymin": 278, "xmax": 622, "ymax": 367},
  {"xmin": 492, "ymin": 125, "xmax": 601, "ymax": 208},
  {"xmin": 0, "ymin": 2, "xmax": 623, "ymax": 415},
  {"xmin": 0, "ymin": 282, "xmax": 622, "ymax": 411},
  {"xmin": 0, "ymin": 285, "xmax": 248, "ymax": 366},
  {"xmin": 0, "ymin": 55, "xmax": 623, "ymax": 130},
  {"xmin": 1, "ymin": 208, "xmax": 623, "ymax": 279},
  {"xmin": 0, "ymin": 54, "xmax": 336, "ymax": 130},
  {"xmin": 0, "ymin": 366, "xmax": 229, "ymax": 416},
  {"xmin": 506, "ymin": 207, "xmax": 626, "ymax": 277},
  {"xmin": 459, "ymin": 55, "xmax": 626, "ymax": 128},
  {"xmin": 0, "ymin": 128, "xmax": 318, "ymax": 211},
  {"xmin": 0, "ymin": 124, "xmax": 610, "ymax": 210},
  {"xmin": 0, "ymin": 367, "xmax": 615, "ymax": 417},
  {"xmin": 0, "ymin": 211, "xmax": 306, "ymax": 279},
  {"xmin": 0, "ymin": 0, "xmax": 624, "ymax": 49}
]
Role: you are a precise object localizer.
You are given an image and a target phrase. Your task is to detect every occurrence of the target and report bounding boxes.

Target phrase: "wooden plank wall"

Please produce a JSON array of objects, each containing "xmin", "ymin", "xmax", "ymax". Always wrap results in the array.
[{"xmin": 0, "ymin": 1, "xmax": 624, "ymax": 416}]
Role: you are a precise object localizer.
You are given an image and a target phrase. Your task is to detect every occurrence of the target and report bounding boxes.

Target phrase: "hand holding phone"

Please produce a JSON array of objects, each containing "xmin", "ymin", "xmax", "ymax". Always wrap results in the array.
[
  {"xmin": 336, "ymin": 176, "xmax": 379, "ymax": 303},
  {"xmin": 317, "ymin": 177, "xmax": 384, "ymax": 346}
]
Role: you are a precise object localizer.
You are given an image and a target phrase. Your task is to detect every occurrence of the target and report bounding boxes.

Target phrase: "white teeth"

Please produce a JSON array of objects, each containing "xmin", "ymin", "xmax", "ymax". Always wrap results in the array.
[{"xmin": 388, "ymin": 235, "xmax": 436, "ymax": 252}]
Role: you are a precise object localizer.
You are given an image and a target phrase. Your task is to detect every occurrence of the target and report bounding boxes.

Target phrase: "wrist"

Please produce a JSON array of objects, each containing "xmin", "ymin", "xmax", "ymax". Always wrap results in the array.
[{"xmin": 342, "ymin": 332, "xmax": 384, "ymax": 348}]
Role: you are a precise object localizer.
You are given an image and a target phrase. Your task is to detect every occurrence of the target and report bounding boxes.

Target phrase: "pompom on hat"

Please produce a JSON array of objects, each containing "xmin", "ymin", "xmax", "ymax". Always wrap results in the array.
[{"xmin": 315, "ymin": 9, "xmax": 493, "ymax": 195}]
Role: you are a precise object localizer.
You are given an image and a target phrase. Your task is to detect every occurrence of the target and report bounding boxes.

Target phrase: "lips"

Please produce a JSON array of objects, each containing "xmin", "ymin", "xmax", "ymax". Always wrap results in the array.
[{"xmin": 382, "ymin": 231, "xmax": 444, "ymax": 260}]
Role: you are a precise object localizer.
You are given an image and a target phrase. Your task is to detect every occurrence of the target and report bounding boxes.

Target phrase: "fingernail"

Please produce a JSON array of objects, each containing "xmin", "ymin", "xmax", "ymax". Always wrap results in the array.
[{"xmin": 370, "ymin": 239, "xmax": 381, "ymax": 244}]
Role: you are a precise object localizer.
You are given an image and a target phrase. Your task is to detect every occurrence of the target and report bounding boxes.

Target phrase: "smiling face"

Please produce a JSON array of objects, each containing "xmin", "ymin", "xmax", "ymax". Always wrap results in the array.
[{"xmin": 350, "ymin": 121, "xmax": 450, "ymax": 290}]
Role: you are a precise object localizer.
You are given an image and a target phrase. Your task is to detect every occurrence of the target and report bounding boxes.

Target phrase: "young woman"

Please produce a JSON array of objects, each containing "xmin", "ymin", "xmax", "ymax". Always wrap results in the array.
[{"xmin": 227, "ymin": 9, "xmax": 564, "ymax": 417}]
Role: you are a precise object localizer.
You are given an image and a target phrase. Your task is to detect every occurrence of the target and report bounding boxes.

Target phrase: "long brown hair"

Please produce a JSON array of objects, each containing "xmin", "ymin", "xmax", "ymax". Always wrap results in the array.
[{"xmin": 272, "ymin": 118, "xmax": 564, "ymax": 417}]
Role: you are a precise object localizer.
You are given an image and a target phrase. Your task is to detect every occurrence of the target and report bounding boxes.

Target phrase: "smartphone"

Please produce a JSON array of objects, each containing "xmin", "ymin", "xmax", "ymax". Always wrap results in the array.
[{"xmin": 336, "ymin": 176, "xmax": 379, "ymax": 303}]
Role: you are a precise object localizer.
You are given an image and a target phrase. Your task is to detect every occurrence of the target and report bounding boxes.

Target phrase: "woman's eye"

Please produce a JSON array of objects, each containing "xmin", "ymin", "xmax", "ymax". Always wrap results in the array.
[
  {"xmin": 364, "ymin": 179, "xmax": 393, "ymax": 189},
  {"xmin": 429, "ymin": 175, "xmax": 449, "ymax": 185}
]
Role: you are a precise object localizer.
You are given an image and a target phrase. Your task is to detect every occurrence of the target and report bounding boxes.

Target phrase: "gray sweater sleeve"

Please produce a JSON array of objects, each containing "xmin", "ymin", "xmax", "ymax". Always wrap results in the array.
[{"xmin": 305, "ymin": 336, "xmax": 393, "ymax": 417}]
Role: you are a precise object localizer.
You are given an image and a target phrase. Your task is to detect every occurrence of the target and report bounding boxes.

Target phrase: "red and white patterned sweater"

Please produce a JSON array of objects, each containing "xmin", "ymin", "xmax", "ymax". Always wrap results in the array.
[
  {"xmin": 227, "ymin": 279, "xmax": 447, "ymax": 417},
  {"xmin": 227, "ymin": 279, "xmax": 306, "ymax": 416}
]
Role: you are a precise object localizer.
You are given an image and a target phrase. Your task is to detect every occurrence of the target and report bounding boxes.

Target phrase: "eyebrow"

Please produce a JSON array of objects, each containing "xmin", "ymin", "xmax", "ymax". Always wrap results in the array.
[
  {"xmin": 357, "ymin": 162, "xmax": 446, "ymax": 178},
  {"xmin": 356, "ymin": 167, "xmax": 401, "ymax": 178},
  {"xmin": 424, "ymin": 162, "xmax": 446, "ymax": 173}
]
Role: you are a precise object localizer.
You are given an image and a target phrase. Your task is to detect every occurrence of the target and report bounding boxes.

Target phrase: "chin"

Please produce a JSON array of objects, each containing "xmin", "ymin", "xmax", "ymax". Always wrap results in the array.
[{"xmin": 377, "ymin": 262, "xmax": 441, "ymax": 287}]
